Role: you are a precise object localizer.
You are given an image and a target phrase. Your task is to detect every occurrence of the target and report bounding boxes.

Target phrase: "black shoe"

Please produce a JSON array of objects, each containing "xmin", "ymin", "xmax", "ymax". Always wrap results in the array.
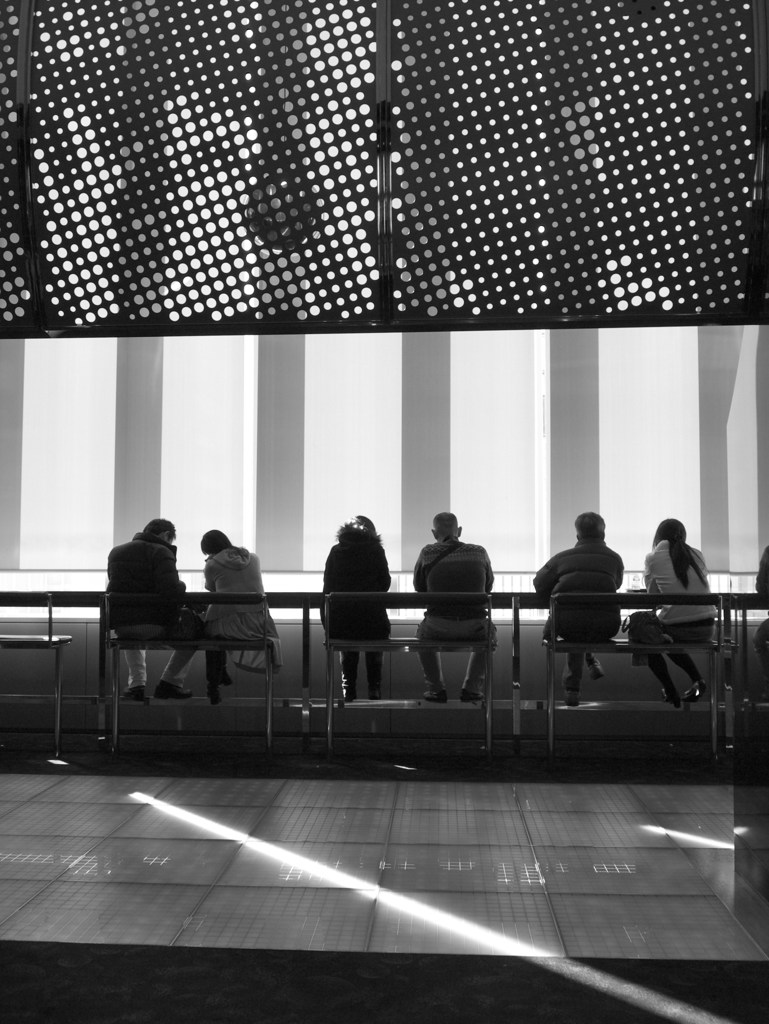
[
  {"xmin": 207, "ymin": 683, "xmax": 222, "ymax": 706},
  {"xmin": 153, "ymin": 681, "xmax": 193, "ymax": 700},
  {"xmin": 682, "ymin": 681, "xmax": 706, "ymax": 703},
  {"xmin": 564, "ymin": 691, "xmax": 580, "ymax": 707},
  {"xmin": 122, "ymin": 686, "xmax": 145, "ymax": 702},
  {"xmin": 460, "ymin": 689, "xmax": 484, "ymax": 703},
  {"xmin": 343, "ymin": 684, "xmax": 357, "ymax": 703},
  {"xmin": 662, "ymin": 687, "xmax": 682, "ymax": 709},
  {"xmin": 368, "ymin": 686, "xmax": 381, "ymax": 700},
  {"xmin": 423, "ymin": 688, "xmax": 448, "ymax": 703},
  {"xmin": 220, "ymin": 668, "xmax": 234, "ymax": 687},
  {"xmin": 587, "ymin": 658, "xmax": 605, "ymax": 680}
]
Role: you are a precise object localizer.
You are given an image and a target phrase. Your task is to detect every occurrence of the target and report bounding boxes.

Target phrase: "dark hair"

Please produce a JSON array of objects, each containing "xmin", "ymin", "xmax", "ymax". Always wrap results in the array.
[
  {"xmin": 575, "ymin": 512, "xmax": 605, "ymax": 540},
  {"xmin": 653, "ymin": 518, "xmax": 707, "ymax": 588},
  {"xmin": 201, "ymin": 529, "xmax": 233, "ymax": 556},
  {"xmin": 143, "ymin": 518, "xmax": 176, "ymax": 539},
  {"xmin": 336, "ymin": 516, "xmax": 381, "ymax": 542}
]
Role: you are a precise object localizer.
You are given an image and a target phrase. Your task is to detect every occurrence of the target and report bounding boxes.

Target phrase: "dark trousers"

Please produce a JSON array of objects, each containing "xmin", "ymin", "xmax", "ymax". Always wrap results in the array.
[{"xmin": 340, "ymin": 651, "xmax": 383, "ymax": 686}]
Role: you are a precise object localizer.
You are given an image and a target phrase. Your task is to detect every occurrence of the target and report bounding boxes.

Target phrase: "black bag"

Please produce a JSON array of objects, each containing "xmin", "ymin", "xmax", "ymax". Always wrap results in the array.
[
  {"xmin": 622, "ymin": 610, "xmax": 672, "ymax": 645},
  {"xmin": 170, "ymin": 606, "xmax": 205, "ymax": 640}
]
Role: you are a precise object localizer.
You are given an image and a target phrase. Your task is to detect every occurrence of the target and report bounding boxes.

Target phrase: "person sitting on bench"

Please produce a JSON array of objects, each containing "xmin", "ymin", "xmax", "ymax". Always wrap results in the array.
[
  {"xmin": 413, "ymin": 512, "xmax": 495, "ymax": 703},
  {"xmin": 534, "ymin": 511, "xmax": 624, "ymax": 707},
  {"xmin": 642, "ymin": 518, "xmax": 716, "ymax": 707},
  {"xmin": 107, "ymin": 518, "xmax": 192, "ymax": 701}
]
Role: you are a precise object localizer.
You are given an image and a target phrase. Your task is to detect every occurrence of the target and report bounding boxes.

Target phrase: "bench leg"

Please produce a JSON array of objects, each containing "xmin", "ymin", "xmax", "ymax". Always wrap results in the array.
[
  {"xmin": 326, "ymin": 645, "xmax": 335, "ymax": 759},
  {"xmin": 709, "ymin": 648, "xmax": 718, "ymax": 760},
  {"xmin": 110, "ymin": 646, "xmax": 121, "ymax": 755},
  {"xmin": 485, "ymin": 648, "xmax": 493, "ymax": 761},
  {"xmin": 265, "ymin": 655, "xmax": 273, "ymax": 756},
  {"xmin": 54, "ymin": 648, "xmax": 63, "ymax": 758},
  {"xmin": 547, "ymin": 646, "xmax": 556, "ymax": 769}
]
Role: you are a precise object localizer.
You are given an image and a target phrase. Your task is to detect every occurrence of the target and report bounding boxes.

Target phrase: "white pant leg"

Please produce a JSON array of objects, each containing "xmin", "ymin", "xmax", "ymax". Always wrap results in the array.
[{"xmin": 124, "ymin": 649, "xmax": 147, "ymax": 688}]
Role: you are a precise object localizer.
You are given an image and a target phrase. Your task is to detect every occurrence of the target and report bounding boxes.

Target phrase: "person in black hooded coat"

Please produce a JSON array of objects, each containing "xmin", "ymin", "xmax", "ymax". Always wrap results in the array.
[{"xmin": 322, "ymin": 516, "xmax": 391, "ymax": 702}]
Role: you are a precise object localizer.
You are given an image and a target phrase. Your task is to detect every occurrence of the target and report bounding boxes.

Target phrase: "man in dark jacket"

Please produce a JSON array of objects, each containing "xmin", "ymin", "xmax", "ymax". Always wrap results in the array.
[
  {"xmin": 413, "ymin": 512, "xmax": 495, "ymax": 703},
  {"xmin": 534, "ymin": 512, "xmax": 624, "ymax": 706},
  {"xmin": 107, "ymin": 518, "xmax": 191, "ymax": 701}
]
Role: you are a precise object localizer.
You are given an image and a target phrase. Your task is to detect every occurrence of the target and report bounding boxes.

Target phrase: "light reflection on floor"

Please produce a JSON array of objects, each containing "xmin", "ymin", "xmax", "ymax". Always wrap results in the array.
[{"xmin": 0, "ymin": 774, "xmax": 766, "ymax": 960}]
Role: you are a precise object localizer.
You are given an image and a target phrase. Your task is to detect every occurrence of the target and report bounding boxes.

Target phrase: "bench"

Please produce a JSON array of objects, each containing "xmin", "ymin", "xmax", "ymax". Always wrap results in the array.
[
  {"xmin": 324, "ymin": 591, "xmax": 495, "ymax": 758},
  {"xmin": 544, "ymin": 592, "xmax": 724, "ymax": 765},
  {"xmin": 104, "ymin": 592, "xmax": 276, "ymax": 755},
  {"xmin": 0, "ymin": 592, "xmax": 73, "ymax": 757}
]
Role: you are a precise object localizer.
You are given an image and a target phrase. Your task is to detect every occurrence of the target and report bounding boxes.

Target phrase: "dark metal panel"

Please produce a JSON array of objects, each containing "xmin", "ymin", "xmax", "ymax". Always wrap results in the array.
[
  {"xmin": 24, "ymin": 0, "xmax": 380, "ymax": 333},
  {"xmin": 390, "ymin": 0, "xmax": 758, "ymax": 326},
  {"xmin": 0, "ymin": 0, "xmax": 37, "ymax": 331},
  {"xmin": 0, "ymin": 1, "xmax": 766, "ymax": 334}
]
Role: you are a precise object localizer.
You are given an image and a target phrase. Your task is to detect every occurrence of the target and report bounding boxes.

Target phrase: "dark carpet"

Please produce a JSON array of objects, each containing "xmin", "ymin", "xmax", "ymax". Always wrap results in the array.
[{"xmin": 2, "ymin": 941, "xmax": 767, "ymax": 1024}]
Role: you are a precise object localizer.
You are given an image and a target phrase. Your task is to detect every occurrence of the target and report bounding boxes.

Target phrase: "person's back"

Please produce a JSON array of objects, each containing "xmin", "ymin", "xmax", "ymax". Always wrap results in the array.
[
  {"xmin": 533, "ymin": 512, "xmax": 623, "ymax": 706},
  {"xmin": 107, "ymin": 521, "xmax": 185, "ymax": 630},
  {"xmin": 534, "ymin": 527, "xmax": 623, "ymax": 640},
  {"xmin": 323, "ymin": 518, "xmax": 391, "ymax": 641},
  {"xmin": 413, "ymin": 513, "xmax": 495, "ymax": 703},
  {"xmin": 415, "ymin": 540, "xmax": 493, "ymax": 618}
]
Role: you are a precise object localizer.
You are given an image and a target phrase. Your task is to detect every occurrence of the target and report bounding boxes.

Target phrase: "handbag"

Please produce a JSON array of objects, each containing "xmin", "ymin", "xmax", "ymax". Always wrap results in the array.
[
  {"xmin": 622, "ymin": 610, "xmax": 672, "ymax": 645},
  {"xmin": 170, "ymin": 606, "xmax": 205, "ymax": 640}
]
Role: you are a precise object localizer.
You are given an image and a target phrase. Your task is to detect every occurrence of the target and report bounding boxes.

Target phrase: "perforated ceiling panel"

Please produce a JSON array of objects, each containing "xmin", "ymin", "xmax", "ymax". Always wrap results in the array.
[
  {"xmin": 390, "ymin": 0, "xmax": 757, "ymax": 323},
  {"xmin": 0, "ymin": 0, "xmax": 765, "ymax": 334},
  {"xmin": 28, "ymin": 0, "xmax": 379, "ymax": 329},
  {"xmin": 0, "ymin": 1, "xmax": 34, "ymax": 329}
]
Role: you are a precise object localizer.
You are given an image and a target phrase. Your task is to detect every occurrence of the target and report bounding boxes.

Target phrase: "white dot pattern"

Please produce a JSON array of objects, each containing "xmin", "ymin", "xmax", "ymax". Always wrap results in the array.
[
  {"xmin": 390, "ymin": 0, "xmax": 756, "ymax": 320},
  {"xmin": 27, "ymin": 0, "xmax": 379, "ymax": 327},
  {"xmin": 0, "ymin": 1, "xmax": 30, "ymax": 325},
  {"xmin": 0, "ymin": 0, "xmax": 760, "ymax": 332}
]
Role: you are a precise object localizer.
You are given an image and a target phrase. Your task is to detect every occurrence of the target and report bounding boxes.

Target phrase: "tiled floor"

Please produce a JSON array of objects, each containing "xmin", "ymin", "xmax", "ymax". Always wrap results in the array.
[{"xmin": 0, "ymin": 773, "xmax": 766, "ymax": 959}]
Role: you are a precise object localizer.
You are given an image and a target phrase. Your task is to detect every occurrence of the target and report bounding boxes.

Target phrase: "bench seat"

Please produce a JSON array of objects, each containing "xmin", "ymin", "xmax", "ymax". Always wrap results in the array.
[
  {"xmin": 544, "ymin": 592, "xmax": 724, "ymax": 765},
  {"xmin": 0, "ymin": 595, "xmax": 73, "ymax": 757}
]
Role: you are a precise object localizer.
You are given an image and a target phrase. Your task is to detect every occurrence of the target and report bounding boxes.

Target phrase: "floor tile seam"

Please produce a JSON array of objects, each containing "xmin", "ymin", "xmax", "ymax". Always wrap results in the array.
[
  {"xmin": 512, "ymin": 786, "xmax": 568, "ymax": 956},
  {"xmin": 357, "ymin": 778, "xmax": 403, "ymax": 952},
  {"xmin": 153, "ymin": 777, "xmax": 296, "ymax": 947}
]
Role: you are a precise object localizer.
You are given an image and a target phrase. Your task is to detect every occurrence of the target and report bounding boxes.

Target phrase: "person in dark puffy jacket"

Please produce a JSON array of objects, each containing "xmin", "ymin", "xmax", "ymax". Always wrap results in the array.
[
  {"xmin": 107, "ymin": 518, "xmax": 191, "ymax": 701},
  {"xmin": 534, "ymin": 512, "xmax": 624, "ymax": 706},
  {"xmin": 322, "ymin": 516, "xmax": 391, "ymax": 702}
]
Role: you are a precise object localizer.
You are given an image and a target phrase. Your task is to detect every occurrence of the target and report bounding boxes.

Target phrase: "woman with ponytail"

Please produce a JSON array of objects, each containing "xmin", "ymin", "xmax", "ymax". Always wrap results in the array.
[{"xmin": 642, "ymin": 519, "xmax": 716, "ymax": 706}]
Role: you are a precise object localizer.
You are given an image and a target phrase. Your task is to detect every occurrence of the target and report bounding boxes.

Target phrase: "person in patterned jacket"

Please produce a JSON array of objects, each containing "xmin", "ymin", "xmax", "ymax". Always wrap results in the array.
[{"xmin": 413, "ymin": 512, "xmax": 495, "ymax": 703}]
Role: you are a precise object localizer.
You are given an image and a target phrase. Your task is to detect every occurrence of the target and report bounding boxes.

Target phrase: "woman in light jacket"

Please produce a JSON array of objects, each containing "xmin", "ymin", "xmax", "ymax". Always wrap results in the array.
[
  {"xmin": 643, "ymin": 518, "xmax": 716, "ymax": 707},
  {"xmin": 201, "ymin": 530, "xmax": 281, "ymax": 705}
]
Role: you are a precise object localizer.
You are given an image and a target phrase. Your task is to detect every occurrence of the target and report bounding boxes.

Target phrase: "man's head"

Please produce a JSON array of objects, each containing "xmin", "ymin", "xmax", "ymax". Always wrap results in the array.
[
  {"xmin": 574, "ymin": 512, "xmax": 605, "ymax": 541},
  {"xmin": 143, "ymin": 518, "xmax": 176, "ymax": 544},
  {"xmin": 432, "ymin": 512, "xmax": 461, "ymax": 542}
]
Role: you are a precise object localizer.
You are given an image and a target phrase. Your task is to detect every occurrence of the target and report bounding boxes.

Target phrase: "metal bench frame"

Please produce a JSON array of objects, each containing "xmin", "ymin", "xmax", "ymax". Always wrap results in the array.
[
  {"xmin": 104, "ymin": 592, "xmax": 275, "ymax": 755},
  {"xmin": 323, "ymin": 591, "xmax": 495, "ymax": 758},
  {"xmin": 0, "ymin": 592, "xmax": 73, "ymax": 757},
  {"xmin": 544, "ymin": 592, "xmax": 724, "ymax": 765}
]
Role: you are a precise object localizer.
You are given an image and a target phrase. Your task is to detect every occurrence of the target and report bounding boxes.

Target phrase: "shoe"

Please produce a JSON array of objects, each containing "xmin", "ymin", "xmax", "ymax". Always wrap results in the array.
[
  {"xmin": 153, "ymin": 681, "xmax": 193, "ymax": 700},
  {"xmin": 564, "ymin": 691, "xmax": 580, "ymax": 707},
  {"xmin": 220, "ymin": 669, "xmax": 234, "ymax": 687},
  {"xmin": 682, "ymin": 681, "xmax": 706, "ymax": 703},
  {"xmin": 460, "ymin": 689, "xmax": 484, "ymax": 703},
  {"xmin": 587, "ymin": 658, "xmax": 605, "ymax": 680},
  {"xmin": 343, "ymin": 684, "xmax": 357, "ymax": 703},
  {"xmin": 423, "ymin": 688, "xmax": 448, "ymax": 703},
  {"xmin": 207, "ymin": 683, "xmax": 222, "ymax": 706},
  {"xmin": 368, "ymin": 686, "xmax": 381, "ymax": 700},
  {"xmin": 662, "ymin": 687, "xmax": 682, "ymax": 709},
  {"xmin": 122, "ymin": 686, "xmax": 145, "ymax": 702}
]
